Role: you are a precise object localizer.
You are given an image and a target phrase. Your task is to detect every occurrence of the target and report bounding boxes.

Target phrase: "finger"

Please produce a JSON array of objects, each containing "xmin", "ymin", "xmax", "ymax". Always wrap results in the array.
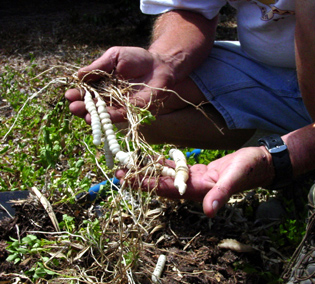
[
  {"xmin": 106, "ymin": 106, "xmax": 127, "ymax": 124},
  {"xmin": 78, "ymin": 48, "xmax": 119, "ymax": 82},
  {"xmin": 69, "ymin": 101, "xmax": 88, "ymax": 119},
  {"xmin": 65, "ymin": 88, "xmax": 84, "ymax": 102},
  {"xmin": 115, "ymin": 168, "xmax": 128, "ymax": 180},
  {"xmin": 202, "ymin": 184, "xmax": 232, "ymax": 218},
  {"xmin": 115, "ymin": 165, "xmax": 182, "ymax": 199},
  {"xmin": 84, "ymin": 113, "xmax": 91, "ymax": 125},
  {"xmin": 115, "ymin": 164, "xmax": 207, "ymax": 202},
  {"xmin": 138, "ymin": 175, "xmax": 207, "ymax": 201}
]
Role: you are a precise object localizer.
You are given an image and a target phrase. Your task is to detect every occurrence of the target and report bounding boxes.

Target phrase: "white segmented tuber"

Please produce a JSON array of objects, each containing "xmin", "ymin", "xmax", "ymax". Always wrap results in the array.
[
  {"xmin": 114, "ymin": 150, "xmax": 176, "ymax": 178},
  {"xmin": 115, "ymin": 151, "xmax": 135, "ymax": 169},
  {"xmin": 84, "ymin": 90, "xmax": 102, "ymax": 146},
  {"xmin": 95, "ymin": 97, "xmax": 122, "ymax": 156},
  {"xmin": 152, "ymin": 254, "xmax": 167, "ymax": 283},
  {"xmin": 105, "ymin": 129, "xmax": 115, "ymax": 136},
  {"xmin": 110, "ymin": 145, "xmax": 121, "ymax": 156},
  {"xmin": 97, "ymin": 105, "xmax": 106, "ymax": 114},
  {"xmin": 104, "ymin": 139, "xmax": 114, "ymax": 169},
  {"xmin": 83, "ymin": 87, "xmax": 178, "ymax": 179},
  {"xmin": 84, "ymin": 88, "xmax": 121, "ymax": 167},
  {"xmin": 218, "ymin": 239, "xmax": 255, "ymax": 253},
  {"xmin": 169, "ymin": 149, "xmax": 189, "ymax": 195},
  {"xmin": 160, "ymin": 164, "xmax": 175, "ymax": 177},
  {"xmin": 142, "ymin": 163, "xmax": 175, "ymax": 178}
]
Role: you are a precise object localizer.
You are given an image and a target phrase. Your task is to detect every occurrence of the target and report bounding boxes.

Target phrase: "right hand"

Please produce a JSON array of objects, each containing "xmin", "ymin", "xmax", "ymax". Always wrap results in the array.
[
  {"xmin": 116, "ymin": 146, "xmax": 275, "ymax": 218},
  {"xmin": 65, "ymin": 46, "xmax": 186, "ymax": 124}
]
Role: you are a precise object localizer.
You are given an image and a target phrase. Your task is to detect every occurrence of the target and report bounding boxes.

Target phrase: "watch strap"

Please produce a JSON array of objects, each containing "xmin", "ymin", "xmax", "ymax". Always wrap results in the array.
[{"xmin": 258, "ymin": 134, "xmax": 293, "ymax": 189}]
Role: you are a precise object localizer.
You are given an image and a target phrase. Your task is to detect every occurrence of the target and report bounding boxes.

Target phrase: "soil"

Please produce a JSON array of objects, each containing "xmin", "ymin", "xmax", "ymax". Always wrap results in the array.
[{"xmin": 0, "ymin": 1, "xmax": 312, "ymax": 283}]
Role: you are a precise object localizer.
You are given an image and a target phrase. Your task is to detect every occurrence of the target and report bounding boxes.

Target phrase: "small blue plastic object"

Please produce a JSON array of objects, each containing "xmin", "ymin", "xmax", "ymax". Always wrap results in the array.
[
  {"xmin": 186, "ymin": 149, "xmax": 202, "ymax": 161},
  {"xmin": 88, "ymin": 177, "xmax": 120, "ymax": 201}
]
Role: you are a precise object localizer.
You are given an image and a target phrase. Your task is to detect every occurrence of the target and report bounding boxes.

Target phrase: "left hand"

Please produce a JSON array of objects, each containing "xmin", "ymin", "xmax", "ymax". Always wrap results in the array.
[
  {"xmin": 116, "ymin": 146, "xmax": 274, "ymax": 218},
  {"xmin": 65, "ymin": 46, "xmax": 185, "ymax": 124}
]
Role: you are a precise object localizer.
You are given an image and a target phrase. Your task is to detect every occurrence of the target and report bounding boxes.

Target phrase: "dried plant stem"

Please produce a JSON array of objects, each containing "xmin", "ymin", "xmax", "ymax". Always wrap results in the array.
[{"xmin": 31, "ymin": 186, "xmax": 60, "ymax": 232}]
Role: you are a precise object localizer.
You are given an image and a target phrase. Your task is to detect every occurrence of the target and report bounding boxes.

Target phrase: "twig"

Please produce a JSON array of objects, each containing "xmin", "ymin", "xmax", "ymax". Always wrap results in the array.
[
  {"xmin": 31, "ymin": 187, "xmax": 60, "ymax": 232},
  {"xmin": 0, "ymin": 203, "xmax": 14, "ymax": 219},
  {"xmin": 183, "ymin": 231, "xmax": 201, "ymax": 251}
]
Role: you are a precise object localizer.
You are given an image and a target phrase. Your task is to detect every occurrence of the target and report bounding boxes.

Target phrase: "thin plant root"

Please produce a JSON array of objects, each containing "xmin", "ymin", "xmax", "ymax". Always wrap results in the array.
[{"xmin": 75, "ymin": 70, "xmax": 182, "ymax": 191}]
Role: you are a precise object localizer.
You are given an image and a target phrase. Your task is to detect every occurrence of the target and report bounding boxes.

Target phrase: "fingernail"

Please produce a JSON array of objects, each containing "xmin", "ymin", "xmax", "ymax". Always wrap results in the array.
[{"xmin": 212, "ymin": 200, "xmax": 219, "ymax": 215}]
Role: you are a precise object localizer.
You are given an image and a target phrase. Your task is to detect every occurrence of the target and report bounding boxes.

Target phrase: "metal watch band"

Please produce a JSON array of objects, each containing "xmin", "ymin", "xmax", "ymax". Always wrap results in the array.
[{"xmin": 258, "ymin": 134, "xmax": 293, "ymax": 189}]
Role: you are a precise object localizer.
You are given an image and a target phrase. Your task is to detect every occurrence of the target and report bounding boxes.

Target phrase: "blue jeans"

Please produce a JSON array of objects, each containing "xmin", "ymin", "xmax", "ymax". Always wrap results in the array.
[{"xmin": 190, "ymin": 41, "xmax": 312, "ymax": 135}]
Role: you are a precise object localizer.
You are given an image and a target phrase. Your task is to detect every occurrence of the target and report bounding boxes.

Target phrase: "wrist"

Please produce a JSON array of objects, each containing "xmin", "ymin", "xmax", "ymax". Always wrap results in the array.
[
  {"xmin": 148, "ymin": 48, "xmax": 189, "ymax": 83},
  {"xmin": 281, "ymin": 125, "xmax": 315, "ymax": 178},
  {"xmin": 258, "ymin": 134, "xmax": 293, "ymax": 189},
  {"xmin": 258, "ymin": 145, "xmax": 276, "ymax": 186}
]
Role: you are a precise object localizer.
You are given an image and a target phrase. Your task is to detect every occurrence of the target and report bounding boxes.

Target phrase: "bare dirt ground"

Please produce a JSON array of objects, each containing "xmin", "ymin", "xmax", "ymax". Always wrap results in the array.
[{"xmin": 0, "ymin": 1, "xmax": 313, "ymax": 283}]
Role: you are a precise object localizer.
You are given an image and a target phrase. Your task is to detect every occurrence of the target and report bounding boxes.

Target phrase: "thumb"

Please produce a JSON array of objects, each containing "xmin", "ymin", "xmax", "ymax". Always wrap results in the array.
[
  {"xmin": 78, "ymin": 47, "xmax": 119, "ymax": 81},
  {"xmin": 202, "ymin": 183, "xmax": 234, "ymax": 218}
]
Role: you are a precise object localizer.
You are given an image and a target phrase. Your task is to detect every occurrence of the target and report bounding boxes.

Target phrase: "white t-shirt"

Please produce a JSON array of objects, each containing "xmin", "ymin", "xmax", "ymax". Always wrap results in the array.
[{"xmin": 140, "ymin": 0, "xmax": 296, "ymax": 68}]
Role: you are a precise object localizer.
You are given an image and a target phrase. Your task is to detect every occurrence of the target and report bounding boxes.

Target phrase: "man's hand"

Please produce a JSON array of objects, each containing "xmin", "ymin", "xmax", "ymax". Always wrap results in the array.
[
  {"xmin": 65, "ymin": 46, "xmax": 188, "ymax": 124},
  {"xmin": 66, "ymin": 10, "xmax": 218, "ymax": 124},
  {"xmin": 116, "ymin": 146, "xmax": 275, "ymax": 218}
]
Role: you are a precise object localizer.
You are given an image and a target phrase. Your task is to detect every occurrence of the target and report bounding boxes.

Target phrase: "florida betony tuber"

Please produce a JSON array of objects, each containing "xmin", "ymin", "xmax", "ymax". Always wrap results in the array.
[
  {"xmin": 169, "ymin": 148, "xmax": 189, "ymax": 195},
  {"xmin": 83, "ymin": 87, "xmax": 188, "ymax": 192}
]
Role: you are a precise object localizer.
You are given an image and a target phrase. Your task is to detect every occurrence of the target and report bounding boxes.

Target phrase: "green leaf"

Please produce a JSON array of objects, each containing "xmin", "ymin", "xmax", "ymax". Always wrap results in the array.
[
  {"xmin": 75, "ymin": 159, "xmax": 84, "ymax": 168},
  {"xmin": 8, "ymin": 236, "xmax": 18, "ymax": 242},
  {"xmin": 1, "ymin": 166, "xmax": 15, "ymax": 173},
  {"xmin": 42, "ymin": 256, "xmax": 50, "ymax": 262},
  {"xmin": 10, "ymin": 240, "xmax": 21, "ymax": 248},
  {"xmin": 14, "ymin": 257, "xmax": 21, "ymax": 264},
  {"xmin": 33, "ymin": 241, "xmax": 41, "ymax": 248},
  {"xmin": 45, "ymin": 268, "xmax": 57, "ymax": 275},
  {"xmin": 0, "ymin": 146, "xmax": 9, "ymax": 154},
  {"xmin": 16, "ymin": 247, "xmax": 29, "ymax": 254},
  {"xmin": 22, "ymin": 234, "xmax": 37, "ymax": 244},
  {"xmin": 6, "ymin": 253, "xmax": 19, "ymax": 262}
]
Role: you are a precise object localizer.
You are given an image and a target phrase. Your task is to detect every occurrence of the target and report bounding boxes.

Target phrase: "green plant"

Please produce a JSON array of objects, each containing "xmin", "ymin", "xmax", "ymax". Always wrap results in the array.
[
  {"xmin": 6, "ymin": 234, "xmax": 58, "ymax": 280},
  {"xmin": 80, "ymin": 218, "xmax": 102, "ymax": 244},
  {"xmin": 267, "ymin": 218, "xmax": 305, "ymax": 248},
  {"xmin": 25, "ymin": 258, "xmax": 57, "ymax": 280},
  {"xmin": 59, "ymin": 214, "xmax": 76, "ymax": 233},
  {"xmin": 136, "ymin": 107, "xmax": 156, "ymax": 125},
  {"xmin": 6, "ymin": 234, "xmax": 53, "ymax": 264},
  {"xmin": 279, "ymin": 219, "xmax": 305, "ymax": 247}
]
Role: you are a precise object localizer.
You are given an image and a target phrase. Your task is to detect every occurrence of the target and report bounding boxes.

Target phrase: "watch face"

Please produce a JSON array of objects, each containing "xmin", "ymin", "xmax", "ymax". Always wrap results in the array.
[
  {"xmin": 269, "ymin": 144, "xmax": 287, "ymax": 154},
  {"xmin": 258, "ymin": 135, "xmax": 286, "ymax": 152}
]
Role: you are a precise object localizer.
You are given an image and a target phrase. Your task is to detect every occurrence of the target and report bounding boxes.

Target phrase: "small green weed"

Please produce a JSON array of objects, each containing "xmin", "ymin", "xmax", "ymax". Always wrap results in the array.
[
  {"xmin": 59, "ymin": 214, "xmax": 76, "ymax": 233},
  {"xmin": 267, "ymin": 218, "xmax": 305, "ymax": 249},
  {"xmin": 25, "ymin": 259, "xmax": 58, "ymax": 280},
  {"xmin": 6, "ymin": 234, "xmax": 58, "ymax": 280}
]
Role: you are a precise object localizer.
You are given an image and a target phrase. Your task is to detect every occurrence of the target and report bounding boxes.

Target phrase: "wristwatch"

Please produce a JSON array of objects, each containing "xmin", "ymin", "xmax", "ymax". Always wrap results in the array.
[{"xmin": 258, "ymin": 134, "xmax": 293, "ymax": 189}]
